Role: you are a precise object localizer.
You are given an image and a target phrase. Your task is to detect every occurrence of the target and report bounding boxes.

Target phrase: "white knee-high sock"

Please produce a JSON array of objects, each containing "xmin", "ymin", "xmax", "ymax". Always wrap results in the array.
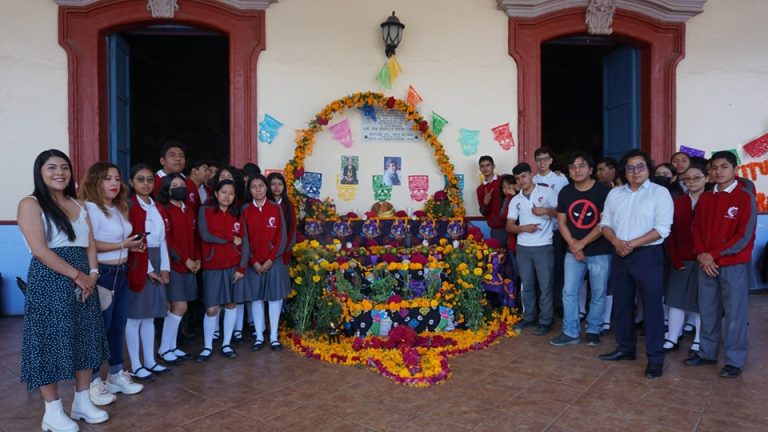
[
  {"xmin": 222, "ymin": 307, "xmax": 236, "ymax": 347},
  {"xmin": 251, "ymin": 300, "xmax": 265, "ymax": 341},
  {"xmin": 685, "ymin": 312, "xmax": 697, "ymax": 327},
  {"xmin": 159, "ymin": 312, "xmax": 182, "ymax": 354},
  {"xmin": 268, "ymin": 300, "xmax": 283, "ymax": 342},
  {"xmin": 203, "ymin": 314, "xmax": 217, "ymax": 350},
  {"xmin": 578, "ymin": 280, "xmax": 587, "ymax": 315},
  {"xmin": 666, "ymin": 307, "xmax": 685, "ymax": 343},
  {"xmin": 602, "ymin": 295, "xmax": 613, "ymax": 328},
  {"xmin": 692, "ymin": 312, "xmax": 701, "ymax": 344},
  {"xmin": 235, "ymin": 304, "xmax": 244, "ymax": 332},
  {"xmin": 125, "ymin": 318, "xmax": 142, "ymax": 371},
  {"xmin": 139, "ymin": 318, "xmax": 157, "ymax": 367},
  {"xmin": 246, "ymin": 302, "xmax": 254, "ymax": 325}
]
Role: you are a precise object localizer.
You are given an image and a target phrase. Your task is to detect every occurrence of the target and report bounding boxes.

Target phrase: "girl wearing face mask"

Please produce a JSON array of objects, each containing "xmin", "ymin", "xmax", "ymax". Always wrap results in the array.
[
  {"xmin": 241, "ymin": 174, "xmax": 285, "ymax": 351},
  {"xmin": 664, "ymin": 165, "xmax": 707, "ymax": 355},
  {"xmin": 19, "ymin": 150, "xmax": 110, "ymax": 431},
  {"xmin": 155, "ymin": 173, "xmax": 200, "ymax": 365},
  {"xmin": 124, "ymin": 164, "xmax": 172, "ymax": 381},
  {"xmin": 80, "ymin": 162, "xmax": 145, "ymax": 405},
  {"xmin": 195, "ymin": 180, "xmax": 245, "ymax": 361}
]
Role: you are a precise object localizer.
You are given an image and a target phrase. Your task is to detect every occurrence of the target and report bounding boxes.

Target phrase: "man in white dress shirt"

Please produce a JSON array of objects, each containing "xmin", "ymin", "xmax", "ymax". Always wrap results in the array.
[{"xmin": 598, "ymin": 150, "xmax": 673, "ymax": 379}]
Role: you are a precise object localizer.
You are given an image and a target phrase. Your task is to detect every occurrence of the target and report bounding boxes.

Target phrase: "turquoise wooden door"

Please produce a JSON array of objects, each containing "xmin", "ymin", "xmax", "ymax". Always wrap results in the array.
[
  {"xmin": 602, "ymin": 46, "xmax": 640, "ymax": 161},
  {"xmin": 108, "ymin": 34, "xmax": 131, "ymax": 178}
]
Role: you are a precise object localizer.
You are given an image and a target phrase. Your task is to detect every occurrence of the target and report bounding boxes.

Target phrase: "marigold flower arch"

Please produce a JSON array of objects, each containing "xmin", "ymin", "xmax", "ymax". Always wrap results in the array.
[{"xmin": 284, "ymin": 91, "xmax": 464, "ymax": 217}]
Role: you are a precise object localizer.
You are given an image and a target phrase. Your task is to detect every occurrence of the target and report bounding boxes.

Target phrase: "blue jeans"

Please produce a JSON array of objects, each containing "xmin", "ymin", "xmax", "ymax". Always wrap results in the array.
[
  {"xmin": 96, "ymin": 263, "xmax": 130, "ymax": 373},
  {"xmin": 562, "ymin": 253, "xmax": 611, "ymax": 337}
]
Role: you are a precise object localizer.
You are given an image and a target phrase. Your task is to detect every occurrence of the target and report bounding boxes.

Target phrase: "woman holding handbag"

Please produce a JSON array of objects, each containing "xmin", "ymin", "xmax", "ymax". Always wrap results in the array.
[
  {"xmin": 80, "ymin": 162, "xmax": 145, "ymax": 405},
  {"xmin": 125, "ymin": 164, "xmax": 173, "ymax": 380},
  {"xmin": 19, "ymin": 150, "xmax": 110, "ymax": 431}
]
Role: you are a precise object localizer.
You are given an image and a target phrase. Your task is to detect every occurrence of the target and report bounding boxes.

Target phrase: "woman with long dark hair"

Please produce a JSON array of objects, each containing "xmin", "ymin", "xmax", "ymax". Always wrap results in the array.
[
  {"xmin": 19, "ymin": 150, "xmax": 110, "ymax": 430},
  {"xmin": 124, "ymin": 163, "xmax": 172, "ymax": 381},
  {"xmin": 195, "ymin": 179, "xmax": 245, "ymax": 361},
  {"xmin": 80, "ymin": 162, "xmax": 145, "ymax": 403},
  {"xmin": 155, "ymin": 173, "xmax": 200, "ymax": 364}
]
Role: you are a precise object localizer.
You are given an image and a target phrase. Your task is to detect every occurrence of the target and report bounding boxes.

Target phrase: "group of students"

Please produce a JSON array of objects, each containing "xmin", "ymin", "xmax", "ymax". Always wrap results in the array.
[
  {"xmin": 19, "ymin": 142, "xmax": 296, "ymax": 432},
  {"xmin": 477, "ymin": 147, "xmax": 756, "ymax": 380}
]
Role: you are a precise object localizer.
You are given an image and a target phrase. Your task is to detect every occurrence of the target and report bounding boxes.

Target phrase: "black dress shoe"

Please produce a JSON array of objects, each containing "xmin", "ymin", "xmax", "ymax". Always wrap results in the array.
[
  {"xmin": 599, "ymin": 349, "xmax": 636, "ymax": 361},
  {"xmin": 270, "ymin": 341, "xmax": 283, "ymax": 352},
  {"xmin": 719, "ymin": 365, "xmax": 742, "ymax": 378},
  {"xmin": 645, "ymin": 362, "xmax": 663, "ymax": 378},
  {"xmin": 251, "ymin": 340, "xmax": 265, "ymax": 352},
  {"xmin": 221, "ymin": 345, "xmax": 238, "ymax": 359},
  {"xmin": 683, "ymin": 354, "xmax": 717, "ymax": 366}
]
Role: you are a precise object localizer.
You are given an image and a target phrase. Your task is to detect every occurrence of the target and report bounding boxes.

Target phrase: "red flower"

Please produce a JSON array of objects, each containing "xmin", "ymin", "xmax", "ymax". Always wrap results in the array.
[
  {"xmin": 336, "ymin": 256, "xmax": 349, "ymax": 264},
  {"xmin": 394, "ymin": 210, "xmax": 408, "ymax": 217},
  {"xmin": 413, "ymin": 210, "xmax": 427, "ymax": 218},
  {"xmin": 346, "ymin": 211, "xmax": 358, "ymax": 219},
  {"xmin": 387, "ymin": 294, "xmax": 403, "ymax": 304},
  {"xmin": 381, "ymin": 253, "xmax": 399, "ymax": 263},
  {"xmin": 434, "ymin": 190, "xmax": 448, "ymax": 202},
  {"xmin": 466, "ymin": 226, "xmax": 483, "ymax": 240},
  {"xmin": 316, "ymin": 116, "xmax": 329, "ymax": 125},
  {"xmin": 418, "ymin": 121, "xmax": 429, "ymax": 132},
  {"xmin": 386, "ymin": 97, "xmax": 396, "ymax": 109},
  {"xmin": 484, "ymin": 238, "xmax": 502, "ymax": 249},
  {"xmin": 295, "ymin": 168, "xmax": 305, "ymax": 178},
  {"xmin": 364, "ymin": 211, "xmax": 377, "ymax": 218},
  {"xmin": 366, "ymin": 239, "xmax": 379, "ymax": 248},
  {"xmin": 410, "ymin": 252, "xmax": 428, "ymax": 265}
]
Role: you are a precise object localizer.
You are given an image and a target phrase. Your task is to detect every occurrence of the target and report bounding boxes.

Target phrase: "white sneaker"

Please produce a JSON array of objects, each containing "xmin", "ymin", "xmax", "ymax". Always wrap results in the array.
[
  {"xmin": 71, "ymin": 390, "xmax": 109, "ymax": 424},
  {"xmin": 42, "ymin": 399, "xmax": 79, "ymax": 432},
  {"xmin": 106, "ymin": 370, "xmax": 144, "ymax": 395},
  {"xmin": 89, "ymin": 378, "xmax": 116, "ymax": 406}
]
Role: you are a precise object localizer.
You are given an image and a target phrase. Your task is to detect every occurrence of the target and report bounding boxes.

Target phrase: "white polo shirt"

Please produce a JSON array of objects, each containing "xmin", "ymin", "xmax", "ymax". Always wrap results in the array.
[
  {"xmin": 533, "ymin": 171, "xmax": 570, "ymax": 194},
  {"xmin": 600, "ymin": 179, "xmax": 673, "ymax": 246},
  {"xmin": 507, "ymin": 185, "xmax": 558, "ymax": 247}
]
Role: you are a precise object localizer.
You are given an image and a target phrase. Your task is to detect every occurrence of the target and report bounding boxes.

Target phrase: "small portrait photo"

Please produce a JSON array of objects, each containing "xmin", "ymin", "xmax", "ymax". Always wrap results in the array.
[
  {"xmin": 383, "ymin": 156, "xmax": 402, "ymax": 186},
  {"xmin": 340, "ymin": 155, "xmax": 359, "ymax": 185}
]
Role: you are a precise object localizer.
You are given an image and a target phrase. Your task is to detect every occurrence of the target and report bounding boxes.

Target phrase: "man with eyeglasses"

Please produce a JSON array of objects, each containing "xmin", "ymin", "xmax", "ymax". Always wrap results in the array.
[
  {"xmin": 684, "ymin": 151, "xmax": 756, "ymax": 378},
  {"xmin": 532, "ymin": 147, "xmax": 570, "ymax": 317},
  {"xmin": 598, "ymin": 150, "xmax": 673, "ymax": 379}
]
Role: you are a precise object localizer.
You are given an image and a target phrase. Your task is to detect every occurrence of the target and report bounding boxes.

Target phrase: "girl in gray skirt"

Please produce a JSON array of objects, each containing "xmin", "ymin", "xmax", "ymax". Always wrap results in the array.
[{"xmin": 195, "ymin": 180, "xmax": 245, "ymax": 361}]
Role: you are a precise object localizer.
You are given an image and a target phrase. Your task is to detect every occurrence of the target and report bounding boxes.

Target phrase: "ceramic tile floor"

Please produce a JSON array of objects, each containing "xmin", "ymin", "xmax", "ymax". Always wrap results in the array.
[{"xmin": 1, "ymin": 294, "xmax": 767, "ymax": 431}]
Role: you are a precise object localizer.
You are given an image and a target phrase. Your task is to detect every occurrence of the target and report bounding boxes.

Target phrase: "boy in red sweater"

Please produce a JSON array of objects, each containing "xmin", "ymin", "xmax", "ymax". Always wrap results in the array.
[
  {"xmin": 476, "ymin": 156, "xmax": 505, "ymax": 245},
  {"xmin": 685, "ymin": 151, "xmax": 757, "ymax": 378}
]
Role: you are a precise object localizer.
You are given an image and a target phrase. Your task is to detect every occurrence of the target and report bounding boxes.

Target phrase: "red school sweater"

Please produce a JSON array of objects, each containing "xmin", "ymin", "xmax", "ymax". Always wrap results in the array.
[
  {"xmin": 153, "ymin": 173, "xmax": 201, "ymax": 213},
  {"xmin": 198, "ymin": 206, "xmax": 245, "ymax": 272},
  {"xmin": 160, "ymin": 202, "xmax": 200, "ymax": 273},
  {"xmin": 666, "ymin": 194, "xmax": 697, "ymax": 270},
  {"xmin": 691, "ymin": 185, "xmax": 756, "ymax": 266},
  {"xmin": 127, "ymin": 199, "xmax": 150, "ymax": 292},
  {"xmin": 241, "ymin": 200, "xmax": 283, "ymax": 266},
  {"xmin": 476, "ymin": 177, "xmax": 505, "ymax": 229}
]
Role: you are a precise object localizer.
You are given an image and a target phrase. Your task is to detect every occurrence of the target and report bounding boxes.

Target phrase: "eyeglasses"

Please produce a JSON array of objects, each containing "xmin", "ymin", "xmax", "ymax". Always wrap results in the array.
[
  {"xmin": 134, "ymin": 175, "xmax": 154, "ymax": 183},
  {"xmin": 682, "ymin": 175, "xmax": 706, "ymax": 182},
  {"xmin": 625, "ymin": 163, "xmax": 647, "ymax": 173}
]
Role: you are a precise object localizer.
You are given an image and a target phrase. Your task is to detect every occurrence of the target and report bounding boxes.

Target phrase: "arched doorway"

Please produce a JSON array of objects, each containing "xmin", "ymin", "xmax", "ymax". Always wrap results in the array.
[
  {"xmin": 57, "ymin": 0, "xmax": 267, "ymax": 180},
  {"xmin": 506, "ymin": 7, "xmax": 685, "ymax": 165}
]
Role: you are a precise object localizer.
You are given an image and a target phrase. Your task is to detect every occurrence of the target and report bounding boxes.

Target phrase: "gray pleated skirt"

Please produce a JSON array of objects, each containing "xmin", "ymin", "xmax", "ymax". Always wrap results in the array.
[
  {"xmin": 665, "ymin": 260, "xmax": 698, "ymax": 312},
  {"xmin": 167, "ymin": 270, "xmax": 198, "ymax": 302},
  {"xmin": 127, "ymin": 248, "xmax": 168, "ymax": 319},
  {"xmin": 202, "ymin": 267, "xmax": 243, "ymax": 308},
  {"xmin": 242, "ymin": 261, "xmax": 291, "ymax": 302}
]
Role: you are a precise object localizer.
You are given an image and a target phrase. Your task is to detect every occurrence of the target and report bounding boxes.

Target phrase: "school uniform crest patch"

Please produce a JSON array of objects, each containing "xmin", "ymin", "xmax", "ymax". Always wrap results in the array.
[
  {"xmin": 268, "ymin": 216, "xmax": 277, "ymax": 227},
  {"xmin": 725, "ymin": 206, "xmax": 738, "ymax": 219}
]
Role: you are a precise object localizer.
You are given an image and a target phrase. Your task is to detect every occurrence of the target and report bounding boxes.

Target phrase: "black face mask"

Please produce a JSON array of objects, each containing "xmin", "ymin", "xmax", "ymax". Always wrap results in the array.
[
  {"xmin": 651, "ymin": 176, "xmax": 672, "ymax": 188},
  {"xmin": 169, "ymin": 186, "xmax": 187, "ymax": 202}
]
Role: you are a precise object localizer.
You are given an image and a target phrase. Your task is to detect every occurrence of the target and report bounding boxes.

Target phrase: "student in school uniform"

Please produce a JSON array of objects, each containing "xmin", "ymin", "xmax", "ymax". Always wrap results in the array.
[
  {"xmin": 240, "ymin": 174, "xmax": 286, "ymax": 351},
  {"xmin": 685, "ymin": 151, "xmax": 757, "ymax": 378},
  {"xmin": 266, "ymin": 172, "xmax": 298, "ymax": 339},
  {"xmin": 195, "ymin": 179, "xmax": 245, "ymax": 362},
  {"xmin": 125, "ymin": 164, "xmax": 173, "ymax": 381},
  {"xmin": 153, "ymin": 140, "xmax": 201, "ymax": 212},
  {"xmin": 155, "ymin": 173, "xmax": 200, "ymax": 364}
]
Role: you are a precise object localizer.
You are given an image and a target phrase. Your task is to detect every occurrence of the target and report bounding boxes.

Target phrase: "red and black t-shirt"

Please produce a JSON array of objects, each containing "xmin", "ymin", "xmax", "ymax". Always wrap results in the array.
[{"xmin": 556, "ymin": 181, "xmax": 612, "ymax": 256}]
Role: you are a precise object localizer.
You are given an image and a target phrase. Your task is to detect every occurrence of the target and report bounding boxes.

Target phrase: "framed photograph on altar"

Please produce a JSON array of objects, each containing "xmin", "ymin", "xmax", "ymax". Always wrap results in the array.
[
  {"xmin": 340, "ymin": 155, "xmax": 359, "ymax": 185},
  {"xmin": 383, "ymin": 156, "xmax": 402, "ymax": 186}
]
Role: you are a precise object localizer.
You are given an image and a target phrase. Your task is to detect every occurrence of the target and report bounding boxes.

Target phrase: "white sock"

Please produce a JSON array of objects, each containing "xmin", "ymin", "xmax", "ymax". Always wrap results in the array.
[
  {"xmin": 578, "ymin": 280, "xmax": 587, "ymax": 315},
  {"xmin": 235, "ymin": 303, "xmax": 244, "ymax": 333},
  {"xmin": 125, "ymin": 318, "xmax": 142, "ymax": 372},
  {"xmin": 203, "ymin": 314, "xmax": 217, "ymax": 350},
  {"xmin": 666, "ymin": 307, "xmax": 685, "ymax": 343},
  {"xmin": 139, "ymin": 318, "xmax": 159, "ymax": 369},
  {"xmin": 268, "ymin": 300, "xmax": 283, "ymax": 342},
  {"xmin": 159, "ymin": 312, "xmax": 182, "ymax": 355},
  {"xmin": 222, "ymin": 307, "xmax": 237, "ymax": 348},
  {"xmin": 251, "ymin": 300, "xmax": 265, "ymax": 341},
  {"xmin": 602, "ymin": 295, "xmax": 613, "ymax": 328},
  {"xmin": 246, "ymin": 302, "xmax": 254, "ymax": 326}
]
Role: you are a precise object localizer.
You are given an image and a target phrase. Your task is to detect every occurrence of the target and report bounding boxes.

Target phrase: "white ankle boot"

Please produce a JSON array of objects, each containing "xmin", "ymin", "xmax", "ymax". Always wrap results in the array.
[
  {"xmin": 42, "ymin": 399, "xmax": 79, "ymax": 432},
  {"xmin": 70, "ymin": 390, "xmax": 109, "ymax": 424}
]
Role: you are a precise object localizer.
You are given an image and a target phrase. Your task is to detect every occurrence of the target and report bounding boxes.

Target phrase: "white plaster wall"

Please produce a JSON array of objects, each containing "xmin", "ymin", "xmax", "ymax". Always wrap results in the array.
[
  {"xmin": 0, "ymin": 0, "xmax": 68, "ymax": 220},
  {"xmin": 677, "ymin": 0, "xmax": 768, "ymax": 196},
  {"xmin": 257, "ymin": 0, "xmax": 518, "ymax": 216}
]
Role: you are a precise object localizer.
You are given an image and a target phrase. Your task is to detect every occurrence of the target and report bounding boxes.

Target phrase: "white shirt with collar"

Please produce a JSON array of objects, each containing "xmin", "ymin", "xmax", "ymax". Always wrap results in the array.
[
  {"xmin": 137, "ymin": 197, "xmax": 171, "ymax": 273},
  {"xmin": 533, "ymin": 171, "xmax": 569, "ymax": 194},
  {"xmin": 507, "ymin": 184, "xmax": 558, "ymax": 247},
  {"xmin": 482, "ymin": 175, "xmax": 498, "ymax": 185},
  {"xmin": 600, "ymin": 179, "xmax": 673, "ymax": 246},
  {"xmin": 713, "ymin": 180, "xmax": 738, "ymax": 194}
]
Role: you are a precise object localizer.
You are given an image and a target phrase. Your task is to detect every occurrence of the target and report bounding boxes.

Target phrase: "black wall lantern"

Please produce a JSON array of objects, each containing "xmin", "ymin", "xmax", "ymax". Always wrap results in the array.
[{"xmin": 380, "ymin": 11, "xmax": 405, "ymax": 58}]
